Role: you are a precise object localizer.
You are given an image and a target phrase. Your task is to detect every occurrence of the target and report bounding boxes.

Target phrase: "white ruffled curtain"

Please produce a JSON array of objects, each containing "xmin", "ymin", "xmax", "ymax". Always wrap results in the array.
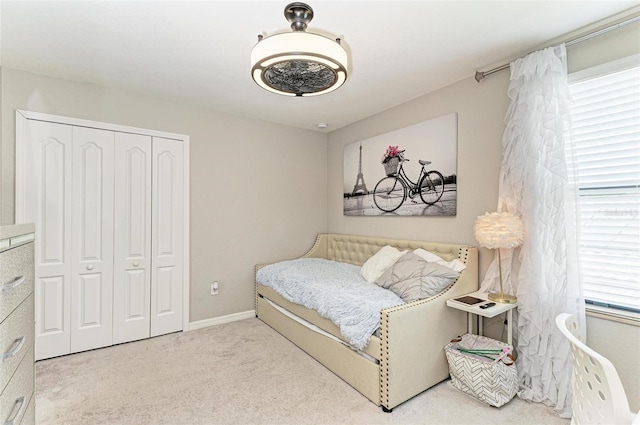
[{"xmin": 479, "ymin": 44, "xmax": 585, "ymax": 418}]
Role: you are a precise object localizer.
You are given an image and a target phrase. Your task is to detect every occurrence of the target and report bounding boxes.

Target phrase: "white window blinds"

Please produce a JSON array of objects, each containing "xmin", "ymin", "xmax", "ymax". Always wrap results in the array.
[{"xmin": 569, "ymin": 59, "xmax": 640, "ymax": 313}]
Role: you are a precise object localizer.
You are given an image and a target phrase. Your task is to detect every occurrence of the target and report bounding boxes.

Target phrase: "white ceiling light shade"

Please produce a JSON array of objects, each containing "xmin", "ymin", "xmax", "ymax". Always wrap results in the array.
[{"xmin": 251, "ymin": 2, "xmax": 348, "ymax": 97}]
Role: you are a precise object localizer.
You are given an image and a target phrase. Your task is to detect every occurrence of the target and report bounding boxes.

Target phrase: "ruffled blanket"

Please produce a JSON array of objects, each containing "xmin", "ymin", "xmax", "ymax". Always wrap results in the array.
[{"xmin": 256, "ymin": 258, "xmax": 404, "ymax": 350}]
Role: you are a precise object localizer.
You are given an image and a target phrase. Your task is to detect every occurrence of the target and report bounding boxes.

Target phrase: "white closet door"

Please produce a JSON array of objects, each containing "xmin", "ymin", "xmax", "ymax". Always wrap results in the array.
[
  {"xmin": 70, "ymin": 127, "xmax": 114, "ymax": 353},
  {"xmin": 151, "ymin": 137, "xmax": 184, "ymax": 337},
  {"xmin": 23, "ymin": 120, "xmax": 74, "ymax": 360},
  {"xmin": 113, "ymin": 133, "xmax": 152, "ymax": 344}
]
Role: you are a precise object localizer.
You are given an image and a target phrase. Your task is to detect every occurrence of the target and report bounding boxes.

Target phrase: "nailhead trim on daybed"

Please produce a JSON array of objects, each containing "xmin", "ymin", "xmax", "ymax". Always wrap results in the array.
[
  {"xmin": 378, "ymin": 245, "xmax": 470, "ymax": 409},
  {"xmin": 255, "ymin": 234, "xmax": 477, "ymax": 411}
]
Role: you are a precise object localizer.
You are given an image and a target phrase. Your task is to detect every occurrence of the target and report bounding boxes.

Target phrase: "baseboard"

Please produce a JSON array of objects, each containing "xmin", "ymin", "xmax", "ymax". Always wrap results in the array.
[{"xmin": 187, "ymin": 310, "xmax": 256, "ymax": 331}]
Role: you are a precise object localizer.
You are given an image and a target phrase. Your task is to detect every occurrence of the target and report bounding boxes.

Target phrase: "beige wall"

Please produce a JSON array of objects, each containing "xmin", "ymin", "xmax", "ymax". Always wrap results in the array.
[
  {"xmin": 328, "ymin": 67, "xmax": 509, "ymax": 276},
  {"xmin": 0, "ymin": 68, "xmax": 328, "ymax": 322},
  {"xmin": 327, "ymin": 19, "xmax": 640, "ymax": 411},
  {"xmin": 586, "ymin": 315, "xmax": 640, "ymax": 412},
  {"xmin": 566, "ymin": 18, "xmax": 640, "ymax": 73}
]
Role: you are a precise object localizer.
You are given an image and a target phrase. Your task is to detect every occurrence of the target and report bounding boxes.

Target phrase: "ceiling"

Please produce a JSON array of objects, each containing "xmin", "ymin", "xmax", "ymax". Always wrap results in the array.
[{"xmin": 1, "ymin": 1, "xmax": 638, "ymax": 132}]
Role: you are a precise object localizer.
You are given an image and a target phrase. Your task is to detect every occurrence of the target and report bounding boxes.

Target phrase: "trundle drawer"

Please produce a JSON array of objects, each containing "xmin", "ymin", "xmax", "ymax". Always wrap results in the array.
[
  {"xmin": 0, "ymin": 294, "xmax": 34, "ymax": 392},
  {"xmin": 0, "ymin": 347, "xmax": 34, "ymax": 425},
  {"xmin": 0, "ymin": 243, "xmax": 34, "ymax": 323}
]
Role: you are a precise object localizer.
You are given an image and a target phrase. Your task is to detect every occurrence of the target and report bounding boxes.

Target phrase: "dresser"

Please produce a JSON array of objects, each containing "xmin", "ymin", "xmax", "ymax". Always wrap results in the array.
[{"xmin": 0, "ymin": 224, "xmax": 35, "ymax": 425}]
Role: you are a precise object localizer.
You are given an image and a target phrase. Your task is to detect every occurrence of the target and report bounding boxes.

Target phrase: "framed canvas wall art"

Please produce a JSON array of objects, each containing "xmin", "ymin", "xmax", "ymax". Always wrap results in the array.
[{"xmin": 343, "ymin": 113, "xmax": 457, "ymax": 216}]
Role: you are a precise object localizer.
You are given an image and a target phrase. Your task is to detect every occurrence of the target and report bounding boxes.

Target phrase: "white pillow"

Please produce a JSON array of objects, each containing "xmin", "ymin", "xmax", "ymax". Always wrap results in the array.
[
  {"xmin": 360, "ymin": 245, "xmax": 405, "ymax": 283},
  {"xmin": 413, "ymin": 248, "xmax": 466, "ymax": 272}
]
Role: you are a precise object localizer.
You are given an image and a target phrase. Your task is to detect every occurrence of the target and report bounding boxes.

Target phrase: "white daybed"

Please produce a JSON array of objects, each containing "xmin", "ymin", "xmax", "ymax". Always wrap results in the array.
[{"xmin": 255, "ymin": 233, "xmax": 478, "ymax": 412}]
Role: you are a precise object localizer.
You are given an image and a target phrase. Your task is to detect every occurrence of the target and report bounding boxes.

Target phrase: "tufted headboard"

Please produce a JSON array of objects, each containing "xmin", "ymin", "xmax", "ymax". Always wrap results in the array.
[
  {"xmin": 302, "ymin": 233, "xmax": 472, "ymax": 266},
  {"xmin": 256, "ymin": 232, "xmax": 479, "ymax": 411}
]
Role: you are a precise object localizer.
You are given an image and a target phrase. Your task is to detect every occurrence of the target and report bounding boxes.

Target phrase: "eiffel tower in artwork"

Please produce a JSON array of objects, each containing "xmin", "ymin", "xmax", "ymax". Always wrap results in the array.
[{"xmin": 352, "ymin": 143, "xmax": 369, "ymax": 195}]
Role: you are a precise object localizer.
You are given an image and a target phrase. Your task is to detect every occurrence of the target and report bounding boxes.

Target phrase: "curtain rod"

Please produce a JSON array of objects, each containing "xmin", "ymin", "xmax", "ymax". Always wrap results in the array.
[{"xmin": 474, "ymin": 15, "xmax": 640, "ymax": 82}]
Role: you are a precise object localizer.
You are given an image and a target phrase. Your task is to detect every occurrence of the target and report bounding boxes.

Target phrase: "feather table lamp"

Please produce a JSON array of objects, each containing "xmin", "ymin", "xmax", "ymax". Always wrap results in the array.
[{"xmin": 474, "ymin": 212, "xmax": 524, "ymax": 304}]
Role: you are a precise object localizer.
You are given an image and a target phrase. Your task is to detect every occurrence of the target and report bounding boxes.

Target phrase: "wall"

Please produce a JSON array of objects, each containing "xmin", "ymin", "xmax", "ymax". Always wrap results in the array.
[
  {"xmin": 328, "ymin": 65, "xmax": 509, "ymax": 275},
  {"xmin": 327, "ymin": 18, "xmax": 640, "ymax": 412},
  {"xmin": 0, "ymin": 68, "xmax": 328, "ymax": 323}
]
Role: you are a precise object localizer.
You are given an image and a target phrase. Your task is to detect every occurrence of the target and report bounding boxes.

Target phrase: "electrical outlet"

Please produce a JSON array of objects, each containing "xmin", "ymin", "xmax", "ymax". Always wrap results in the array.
[{"xmin": 210, "ymin": 281, "xmax": 219, "ymax": 295}]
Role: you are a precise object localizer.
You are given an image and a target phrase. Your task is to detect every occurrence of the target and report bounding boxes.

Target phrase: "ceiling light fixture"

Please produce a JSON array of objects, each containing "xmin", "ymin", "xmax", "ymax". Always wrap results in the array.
[{"xmin": 250, "ymin": 2, "xmax": 348, "ymax": 97}]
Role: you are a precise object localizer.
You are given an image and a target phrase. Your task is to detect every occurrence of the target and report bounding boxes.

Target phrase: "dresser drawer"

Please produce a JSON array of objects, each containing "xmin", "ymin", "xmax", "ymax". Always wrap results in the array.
[
  {"xmin": 0, "ymin": 347, "xmax": 34, "ymax": 425},
  {"xmin": 0, "ymin": 243, "xmax": 34, "ymax": 323},
  {"xmin": 0, "ymin": 295, "xmax": 34, "ymax": 392}
]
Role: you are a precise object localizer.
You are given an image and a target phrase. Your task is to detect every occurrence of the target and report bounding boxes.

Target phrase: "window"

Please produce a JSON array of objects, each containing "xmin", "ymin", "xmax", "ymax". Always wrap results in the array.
[{"xmin": 568, "ymin": 55, "xmax": 640, "ymax": 314}]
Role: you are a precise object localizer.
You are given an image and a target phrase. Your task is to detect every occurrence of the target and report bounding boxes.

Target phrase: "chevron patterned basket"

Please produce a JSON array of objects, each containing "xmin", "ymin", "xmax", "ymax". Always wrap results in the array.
[
  {"xmin": 383, "ymin": 156, "xmax": 399, "ymax": 176},
  {"xmin": 444, "ymin": 333, "xmax": 518, "ymax": 407}
]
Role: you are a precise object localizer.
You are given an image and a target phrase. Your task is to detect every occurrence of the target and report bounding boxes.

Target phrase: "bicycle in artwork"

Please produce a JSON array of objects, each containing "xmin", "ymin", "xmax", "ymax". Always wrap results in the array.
[{"xmin": 373, "ymin": 148, "xmax": 445, "ymax": 213}]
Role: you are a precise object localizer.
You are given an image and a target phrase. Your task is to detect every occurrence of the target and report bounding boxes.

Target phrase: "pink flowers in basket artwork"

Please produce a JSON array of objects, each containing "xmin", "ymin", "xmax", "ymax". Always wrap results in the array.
[{"xmin": 381, "ymin": 145, "xmax": 401, "ymax": 163}]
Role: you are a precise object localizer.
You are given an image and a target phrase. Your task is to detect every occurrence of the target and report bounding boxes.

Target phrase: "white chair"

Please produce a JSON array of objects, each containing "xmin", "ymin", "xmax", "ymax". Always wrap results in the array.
[{"xmin": 556, "ymin": 313, "xmax": 638, "ymax": 425}]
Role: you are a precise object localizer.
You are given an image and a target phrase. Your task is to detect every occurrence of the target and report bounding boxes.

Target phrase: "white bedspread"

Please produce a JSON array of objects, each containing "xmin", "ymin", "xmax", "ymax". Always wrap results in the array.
[{"xmin": 256, "ymin": 258, "xmax": 404, "ymax": 350}]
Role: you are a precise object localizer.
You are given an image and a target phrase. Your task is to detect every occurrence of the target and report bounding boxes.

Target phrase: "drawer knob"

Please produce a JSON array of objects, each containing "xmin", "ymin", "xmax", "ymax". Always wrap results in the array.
[
  {"xmin": 87, "ymin": 265, "xmax": 94, "ymax": 271},
  {"xmin": 133, "ymin": 261, "xmax": 140, "ymax": 267},
  {"xmin": 2, "ymin": 276, "xmax": 25, "ymax": 292}
]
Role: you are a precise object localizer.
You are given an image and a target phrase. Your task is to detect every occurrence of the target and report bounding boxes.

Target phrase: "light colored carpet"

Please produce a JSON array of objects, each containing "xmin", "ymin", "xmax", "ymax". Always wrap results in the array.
[{"xmin": 36, "ymin": 318, "xmax": 570, "ymax": 425}]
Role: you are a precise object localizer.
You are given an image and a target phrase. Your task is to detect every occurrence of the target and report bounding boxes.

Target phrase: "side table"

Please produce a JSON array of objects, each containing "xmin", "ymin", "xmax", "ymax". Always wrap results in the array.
[{"xmin": 446, "ymin": 291, "xmax": 518, "ymax": 346}]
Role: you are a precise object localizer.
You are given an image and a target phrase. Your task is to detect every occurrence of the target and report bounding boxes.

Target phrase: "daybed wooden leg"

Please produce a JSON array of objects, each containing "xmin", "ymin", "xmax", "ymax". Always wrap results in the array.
[{"xmin": 381, "ymin": 406, "xmax": 393, "ymax": 413}]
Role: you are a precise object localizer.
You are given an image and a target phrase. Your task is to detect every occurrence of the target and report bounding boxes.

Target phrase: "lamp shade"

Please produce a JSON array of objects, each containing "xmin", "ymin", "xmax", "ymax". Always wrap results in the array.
[
  {"xmin": 474, "ymin": 212, "xmax": 525, "ymax": 249},
  {"xmin": 251, "ymin": 31, "xmax": 348, "ymax": 97},
  {"xmin": 250, "ymin": 2, "xmax": 348, "ymax": 97}
]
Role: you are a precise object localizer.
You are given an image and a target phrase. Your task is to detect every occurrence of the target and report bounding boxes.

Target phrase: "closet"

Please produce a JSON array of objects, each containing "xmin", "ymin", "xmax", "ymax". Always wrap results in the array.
[{"xmin": 15, "ymin": 111, "xmax": 189, "ymax": 360}]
